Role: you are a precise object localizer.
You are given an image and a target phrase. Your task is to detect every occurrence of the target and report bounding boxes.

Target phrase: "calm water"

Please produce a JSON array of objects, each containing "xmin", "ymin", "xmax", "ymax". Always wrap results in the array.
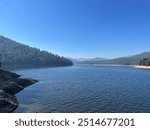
[{"xmin": 14, "ymin": 65, "xmax": 150, "ymax": 113}]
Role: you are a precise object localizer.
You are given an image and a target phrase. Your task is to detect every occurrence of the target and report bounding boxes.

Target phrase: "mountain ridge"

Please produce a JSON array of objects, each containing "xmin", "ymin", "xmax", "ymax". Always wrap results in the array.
[
  {"xmin": 79, "ymin": 52, "xmax": 150, "ymax": 65},
  {"xmin": 0, "ymin": 35, "xmax": 73, "ymax": 69},
  {"xmin": 67, "ymin": 57, "xmax": 108, "ymax": 64}
]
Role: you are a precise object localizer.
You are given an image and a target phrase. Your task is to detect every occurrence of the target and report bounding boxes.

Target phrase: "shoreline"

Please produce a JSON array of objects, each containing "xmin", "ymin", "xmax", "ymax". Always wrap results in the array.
[
  {"xmin": 134, "ymin": 65, "xmax": 150, "ymax": 69},
  {"xmin": 0, "ymin": 69, "xmax": 38, "ymax": 113}
]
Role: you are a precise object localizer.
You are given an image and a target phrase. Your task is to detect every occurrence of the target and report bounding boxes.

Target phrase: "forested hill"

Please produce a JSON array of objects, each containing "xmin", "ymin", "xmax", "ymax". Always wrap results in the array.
[
  {"xmin": 80, "ymin": 52, "xmax": 150, "ymax": 65},
  {"xmin": 0, "ymin": 35, "xmax": 73, "ymax": 68}
]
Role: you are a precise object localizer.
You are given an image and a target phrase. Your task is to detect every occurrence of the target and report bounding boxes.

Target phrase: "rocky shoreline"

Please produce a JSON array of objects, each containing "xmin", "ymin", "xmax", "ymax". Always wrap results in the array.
[{"xmin": 0, "ymin": 69, "xmax": 38, "ymax": 113}]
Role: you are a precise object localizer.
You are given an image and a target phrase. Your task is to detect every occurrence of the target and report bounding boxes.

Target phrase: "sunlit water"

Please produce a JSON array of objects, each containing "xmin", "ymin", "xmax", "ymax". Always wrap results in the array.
[{"xmin": 14, "ymin": 65, "xmax": 150, "ymax": 113}]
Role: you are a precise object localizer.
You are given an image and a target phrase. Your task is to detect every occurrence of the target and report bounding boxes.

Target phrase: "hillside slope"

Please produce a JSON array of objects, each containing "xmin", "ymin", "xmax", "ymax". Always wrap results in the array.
[
  {"xmin": 0, "ymin": 36, "xmax": 73, "ymax": 68},
  {"xmin": 0, "ymin": 69, "xmax": 37, "ymax": 112},
  {"xmin": 80, "ymin": 52, "xmax": 150, "ymax": 65}
]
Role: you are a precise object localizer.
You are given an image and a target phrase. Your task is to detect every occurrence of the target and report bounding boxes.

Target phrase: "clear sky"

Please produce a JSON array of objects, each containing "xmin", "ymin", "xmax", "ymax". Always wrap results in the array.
[{"xmin": 0, "ymin": 0, "xmax": 150, "ymax": 58}]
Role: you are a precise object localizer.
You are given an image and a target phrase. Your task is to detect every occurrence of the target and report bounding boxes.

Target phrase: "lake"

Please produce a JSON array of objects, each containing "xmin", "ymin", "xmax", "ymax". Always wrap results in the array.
[{"xmin": 14, "ymin": 65, "xmax": 150, "ymax": 113}]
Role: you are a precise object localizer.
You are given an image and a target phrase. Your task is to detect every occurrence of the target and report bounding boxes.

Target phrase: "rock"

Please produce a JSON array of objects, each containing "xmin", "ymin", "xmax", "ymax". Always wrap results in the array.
[
  {"xmin": 0, "ymin": 90, "xmax": 18, "ymax": 113},
  {"xmin": 17, "ymin": 78, "xmax": 38, "ymax": 88},
  {"xmin": 0, "ymin": 69, "xmax": 20, "ymax": 80},
  {"xmin": 0, "ymin": 69, "xmax": 38, "ymax": 113},
  {"xmin": 1, "ymin": 81, "xmax": 24, "ymax": 95}
]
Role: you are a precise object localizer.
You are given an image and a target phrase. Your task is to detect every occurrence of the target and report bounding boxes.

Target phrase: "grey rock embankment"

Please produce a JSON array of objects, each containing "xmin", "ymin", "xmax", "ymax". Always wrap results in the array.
[{"xmin": 0, "ymin": 69, "xmax": 38, "ymax": 113}]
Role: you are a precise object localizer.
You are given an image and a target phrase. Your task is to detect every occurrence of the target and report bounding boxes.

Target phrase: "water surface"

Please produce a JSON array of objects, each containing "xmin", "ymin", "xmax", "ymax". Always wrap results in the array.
[{"xmin": 14, "ymin": 65, "xmax": 150, "ymax": 113}]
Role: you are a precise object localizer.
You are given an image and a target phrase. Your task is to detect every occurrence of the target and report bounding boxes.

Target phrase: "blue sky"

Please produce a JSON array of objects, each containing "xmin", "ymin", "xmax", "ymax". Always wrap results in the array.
[{"xmin": 0, "ymin": 0, "xmax": 150, "ymax": 58}]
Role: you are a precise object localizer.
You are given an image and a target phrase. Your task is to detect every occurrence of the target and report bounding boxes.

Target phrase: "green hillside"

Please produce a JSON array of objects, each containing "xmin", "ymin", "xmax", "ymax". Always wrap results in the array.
[
  {"xmin": 0, "ymin": 35, "xmax": 73, "ymax": 68},
  {"xmin": 80, "ymin": 52, "xmax": 150, "ymax": 65}
]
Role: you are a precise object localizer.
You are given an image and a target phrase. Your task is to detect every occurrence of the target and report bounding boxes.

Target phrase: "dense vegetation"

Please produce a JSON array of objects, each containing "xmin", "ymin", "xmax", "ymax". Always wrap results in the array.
[
  {"xmin": 80, "ymin": 52, "xmax": 150, "ymax": 65},
  {"xmin": 0, "ymin": 35, "xmax": 73, "ymax": 68},
  {"xmin": 139, "ymin": 58, "xmax": 150, "ymax": 66}
]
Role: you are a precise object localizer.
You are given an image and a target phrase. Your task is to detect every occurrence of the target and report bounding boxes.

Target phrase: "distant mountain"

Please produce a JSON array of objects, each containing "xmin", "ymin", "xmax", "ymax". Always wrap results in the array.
[
  {"xmin": 79, "ymin": 57, "xmax": 108, "ymax": 64},
  {"xmin": 0, "ymin": 35, "xmax": 73, "ymax": 68},
  {"xmin": 68, "ymin": 57, "xmax": 107, "ymax": 64},
  {"xmin": 79, "ymin": 52, "xmax": 150, "ymax": 65},
  {"xmin": 67, "ymin": 57, "xmax": 91, "ymax": 62}
]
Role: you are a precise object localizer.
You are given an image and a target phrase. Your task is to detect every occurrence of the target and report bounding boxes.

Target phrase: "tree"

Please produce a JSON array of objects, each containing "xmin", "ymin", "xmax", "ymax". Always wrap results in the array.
[
  {"xmin": 0, "ymin": 54, "xmax": 2, "ymax": 67},
  {"xmin": 0, "ymin": 35, "xmax": 73, "ymax": 68},
  {"xmin": 139, "ymin": 58, "xmax": 150, "ymax": 66}
]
